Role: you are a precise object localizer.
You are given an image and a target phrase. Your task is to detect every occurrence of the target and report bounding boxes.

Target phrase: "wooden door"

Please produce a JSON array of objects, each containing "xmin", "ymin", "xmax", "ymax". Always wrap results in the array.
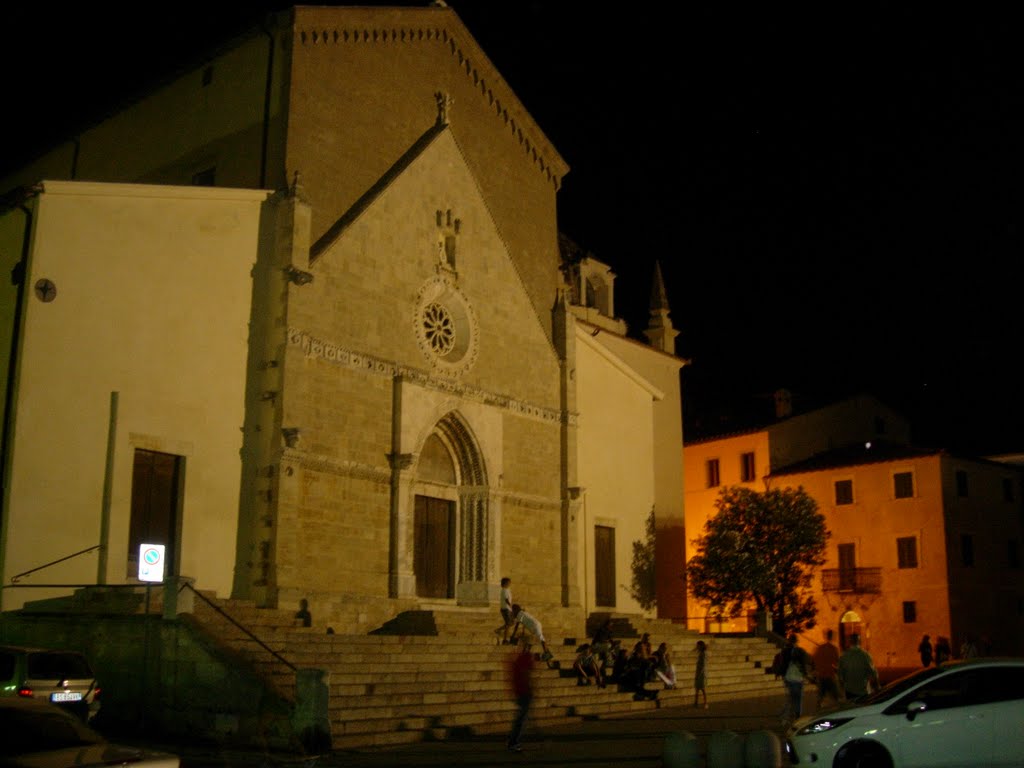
[
  {"xmin": 128, "ymin": 449, "xmax": 180, "ymax": 577},
  {"xmin": 414, "ymin": 495, "xmax": 453, "ymax": 598},
  {"xmin": 594, "ymin": 525, "xmax": 616, "ymax": 607}
]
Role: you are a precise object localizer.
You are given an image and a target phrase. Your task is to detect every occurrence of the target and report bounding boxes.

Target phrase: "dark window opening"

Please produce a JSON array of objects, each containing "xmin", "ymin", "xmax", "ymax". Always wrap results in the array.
[
  {"xmin": 961, "ymin": 534, "xmax": 974, "ymax": 567},
  {"xmin": 894, "ymin": 471, "xmax": 914, "ymax": 499},
  {"xmin": 897, "ymin": 536, "xmax": 918, "ymax": 568},
  {"xmin": 706, "ymin": 459, "xmax": 720, "ymax": 488},
  {"xmin": 956, "ymin": 470, "xmax": 968, "ymax": 497},
  {"xmin": 903, "ymin": 601, "xmax": 916, "ymax": 623},
  {"xmin": 835, "ymin": 479, "xmax": 854, "ymax": 505},
  {"xmin": 740, "ymin": 452, "xmax": 755, "ymax": 483}
]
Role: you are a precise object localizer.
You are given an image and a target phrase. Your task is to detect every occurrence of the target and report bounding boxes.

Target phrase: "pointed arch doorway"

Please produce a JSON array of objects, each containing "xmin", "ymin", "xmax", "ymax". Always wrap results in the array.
[{"xmin": 410, "ymin": 413, "xmax": 490, "ymax": 603}]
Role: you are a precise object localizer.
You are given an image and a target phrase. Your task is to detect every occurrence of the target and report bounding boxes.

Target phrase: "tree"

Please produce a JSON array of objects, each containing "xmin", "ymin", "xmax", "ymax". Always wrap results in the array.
[
  {"xmin": 627, "ymin": 507, "xmax": 657, "ymax": 611},
  {"xmin": 686, "ymin": 485, "xmax": 828, "ymax": 635}
]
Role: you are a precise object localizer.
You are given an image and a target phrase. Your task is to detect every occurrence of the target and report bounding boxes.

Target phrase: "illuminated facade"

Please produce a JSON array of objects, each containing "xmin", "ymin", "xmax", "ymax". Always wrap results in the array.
[
  {"xmin": 684, "ymin": 394, "xmax": 1024, "ymax": 665},
  {"xmin": 0, "ymin": 5, "xmax": 686, "ymax": 630}
]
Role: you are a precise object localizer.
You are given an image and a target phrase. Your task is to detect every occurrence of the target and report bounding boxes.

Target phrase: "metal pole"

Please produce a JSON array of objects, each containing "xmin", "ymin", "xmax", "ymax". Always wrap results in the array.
[{"xmin": 97, "ymin": 391, "xmax": 118, "ymax": 583}]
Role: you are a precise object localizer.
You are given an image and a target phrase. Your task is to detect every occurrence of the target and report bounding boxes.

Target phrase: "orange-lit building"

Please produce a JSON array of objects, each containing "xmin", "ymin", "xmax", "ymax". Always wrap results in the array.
[{"xmin": 684, "ymin": 394, "xmax": 1024, "ymax": 667}]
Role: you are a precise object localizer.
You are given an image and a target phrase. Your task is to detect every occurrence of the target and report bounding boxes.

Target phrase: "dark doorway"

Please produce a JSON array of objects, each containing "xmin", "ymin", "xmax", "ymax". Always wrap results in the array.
[
  {"xmin": 594, "ymin": 525, "xmax": 616, "ymax": 607},
  {"xmin": 839, "ymin": 620, "xmax": 863, "ymax": 651},
  {"xmin": 414, "ymin": 495, "xmax": 454, "ymax": 598},
  {"xmin": 128, "ymin": 448, "xmax": 181, "ymax": 578}
]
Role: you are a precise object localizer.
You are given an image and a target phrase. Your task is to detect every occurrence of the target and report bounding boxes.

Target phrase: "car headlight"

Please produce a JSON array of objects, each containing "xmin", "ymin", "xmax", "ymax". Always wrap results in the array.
[{"xmin": 796, "ymin": 717, "xmax": 854, "ymax": 735}]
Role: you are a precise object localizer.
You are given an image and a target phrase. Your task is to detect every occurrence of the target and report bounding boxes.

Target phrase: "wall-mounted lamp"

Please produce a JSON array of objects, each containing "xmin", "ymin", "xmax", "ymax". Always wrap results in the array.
[
  {"xmin": 282, "ymin": 427, "xmax": 301, "ymax": 448},
  {"xmin": 285, "ymin": 266, "xmax": 314, "ymax": 285}
]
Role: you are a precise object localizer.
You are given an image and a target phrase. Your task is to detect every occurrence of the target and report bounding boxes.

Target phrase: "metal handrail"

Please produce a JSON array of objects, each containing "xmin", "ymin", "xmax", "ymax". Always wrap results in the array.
[
  {"xmin": 10, "ymin": 545, "xmax": 102, "ymax": 583},
  {"xmin": 179, "ymin": 581, "xmax": 296, "ymax": 671},
  {"xmin": 0, "ymin": 578, "xmax": 295, "ymax": 672}
]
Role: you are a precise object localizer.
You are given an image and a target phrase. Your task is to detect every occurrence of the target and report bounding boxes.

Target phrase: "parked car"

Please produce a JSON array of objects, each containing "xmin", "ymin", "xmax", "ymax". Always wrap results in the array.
[
  {"xmin": 0, "ymin": 696, "xmax": 178, "ymax": 767},
  {"xmin": 0, "ymin": 645, "xmax": 100, "ymax": 723},
  {"xmin": 784, "ymin": 656, "xmax": 1024, "ymax": 767}
]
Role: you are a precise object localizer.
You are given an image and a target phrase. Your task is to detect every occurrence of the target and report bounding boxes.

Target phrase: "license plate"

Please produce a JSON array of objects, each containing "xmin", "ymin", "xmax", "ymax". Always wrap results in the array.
[{"xmin": 50, "ymin": 691, "xmax": 82, "ymax": 702}]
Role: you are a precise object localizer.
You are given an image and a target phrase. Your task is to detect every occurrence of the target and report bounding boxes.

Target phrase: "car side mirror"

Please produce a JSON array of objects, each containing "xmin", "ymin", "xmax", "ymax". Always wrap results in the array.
[{"xmin": 905, "ymin": 700, "xmax": 927, "ymax": 721}]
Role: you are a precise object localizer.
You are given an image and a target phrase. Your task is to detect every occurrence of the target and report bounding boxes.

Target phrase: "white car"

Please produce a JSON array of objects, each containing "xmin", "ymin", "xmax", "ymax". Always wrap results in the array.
[
  {"xmin": 0, "ymin": 696, "xmax": 179, "ymax": 767},
  {"xmin": 784, "ymin": 657, "xmax": 1024, "ymax": 768}
]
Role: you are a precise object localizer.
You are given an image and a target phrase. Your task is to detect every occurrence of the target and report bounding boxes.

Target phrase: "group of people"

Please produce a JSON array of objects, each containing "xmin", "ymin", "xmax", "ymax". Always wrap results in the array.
[
  {"xmin": 574, "ymin": 627, "xmax": 711, "ymax": 709},
  {"xmin": 918, "ymin": 633, "xmax": 984, "ymax": 666},
  {"xmin": 499, "ymin": 577, "xmax": 717, "ymax": 752},
  {"xmin": 587, "ymin": 631, "xmax": 675, "ymax": 698},
  {"xmin": 776, "ymin": 629, "xmax": 879, "ymax": 723}
]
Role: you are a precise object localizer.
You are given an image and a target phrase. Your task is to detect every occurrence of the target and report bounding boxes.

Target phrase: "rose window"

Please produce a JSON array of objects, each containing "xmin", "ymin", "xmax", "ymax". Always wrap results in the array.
[
  {"xmin": 414, "ymin": 276, "xmax": 478, "ymax": 376},
  {"xmin": 422, "ymin": 302, "xmax": 456, "ymax": 356}
]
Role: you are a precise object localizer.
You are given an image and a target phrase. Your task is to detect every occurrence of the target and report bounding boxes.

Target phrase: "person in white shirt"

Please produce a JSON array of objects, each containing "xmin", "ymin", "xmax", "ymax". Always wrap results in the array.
[
  {"xmin": 510, "ymin": 604, "xmax": 553, "ymax": 661},
  {"xmin": 498, "ymin": 577, "xmax": 514, "ymax": 643}
]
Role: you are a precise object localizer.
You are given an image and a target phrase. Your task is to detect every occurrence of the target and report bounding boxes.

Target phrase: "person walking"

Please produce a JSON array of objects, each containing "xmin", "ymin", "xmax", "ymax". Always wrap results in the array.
[
  {"xmin": 692, "ymin": 640, "xmax": 707, "ymax": 706},
  {"xmin": 838, "ymin": 633, "xmax": 879, "ymax": 700},
  {"xmin": 780, "ymin": 634, "xmax": 813, "ymax": 723},
  {"xmin": 918, "ymin": 634, "xmax": 933, "ymax": 667},
  {"xmin": 812, "ymin": 629, "xmax": 840, "ymax": 709},
  {"xmin": 935, "ymin": 636, "xmax": 952, "ymax": 665},
  {"xmin": 506, "ymin": 637, "xmax": 534, "ymax": 752}
]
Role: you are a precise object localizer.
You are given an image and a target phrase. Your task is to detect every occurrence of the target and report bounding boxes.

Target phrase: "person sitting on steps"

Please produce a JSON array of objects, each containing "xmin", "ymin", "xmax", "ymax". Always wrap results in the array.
[{"xmin": 573, "ymin": 643, "xmax": 605, "ymax": 687}]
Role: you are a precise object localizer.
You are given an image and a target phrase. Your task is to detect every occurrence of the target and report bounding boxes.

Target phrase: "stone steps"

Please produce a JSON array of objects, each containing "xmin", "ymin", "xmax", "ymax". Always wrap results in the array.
[{"xmin": 189, "ymin": 597, "xmax": 782, "ymax": 750}]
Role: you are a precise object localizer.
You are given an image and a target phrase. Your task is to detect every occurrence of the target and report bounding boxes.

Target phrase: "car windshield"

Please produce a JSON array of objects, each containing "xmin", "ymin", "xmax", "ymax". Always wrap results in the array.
[
  {"xmin": 856, "ymin": 665, "xmax": 945, "ymax": 706},
  {"xmin": 26, "ymin": 651, "xmax": 93, "ymax": 679},
  {"xmin": 0, "ymin": 704, "xmax": 104, "ymax": 755}
]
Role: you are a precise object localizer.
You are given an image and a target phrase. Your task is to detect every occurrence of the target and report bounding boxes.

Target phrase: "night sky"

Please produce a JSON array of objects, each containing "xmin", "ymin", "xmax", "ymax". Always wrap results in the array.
[{"xmin": 3, "ymin": 3, "xmax": 1022, "ymax": 455}]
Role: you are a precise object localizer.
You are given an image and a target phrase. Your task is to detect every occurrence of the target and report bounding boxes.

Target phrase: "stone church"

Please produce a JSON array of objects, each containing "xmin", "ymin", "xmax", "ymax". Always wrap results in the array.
[{"xmin": 0, "ymin": 4, "xmax": 686, "ymax": 633}]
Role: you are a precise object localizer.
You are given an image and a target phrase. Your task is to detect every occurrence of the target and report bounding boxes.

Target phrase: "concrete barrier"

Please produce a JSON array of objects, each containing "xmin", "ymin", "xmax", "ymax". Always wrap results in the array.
[
  {"xmin": 662, "ymin": 731, "xmax": 701, "ymax": 768},
  {"xmin": 744, "ymin": 729, "xmax": 782, "ymax": 768},
  {"xmin": 706, "ymin": 730, "xmax": 744, "ymax": 768}
]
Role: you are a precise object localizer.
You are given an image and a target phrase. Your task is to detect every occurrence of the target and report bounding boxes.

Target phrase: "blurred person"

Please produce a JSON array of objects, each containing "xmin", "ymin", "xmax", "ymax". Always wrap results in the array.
[
  {"xmin": 812, "ymin": 629, "xmax": 841, "ymax": 709},
  {"xmin": 506, "ymin": 636, "xmax": 535, "ymax": 752}
]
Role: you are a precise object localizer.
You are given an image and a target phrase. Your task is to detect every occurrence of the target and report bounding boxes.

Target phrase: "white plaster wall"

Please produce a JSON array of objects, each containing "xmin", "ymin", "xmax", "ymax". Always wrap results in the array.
[
  {"xmin": 1, "ymin": 181, "xmax": 268, "ymax": 608},
  {"xmin": 574, "ymin": 326, "xmax": 658, "ymax": 616}
]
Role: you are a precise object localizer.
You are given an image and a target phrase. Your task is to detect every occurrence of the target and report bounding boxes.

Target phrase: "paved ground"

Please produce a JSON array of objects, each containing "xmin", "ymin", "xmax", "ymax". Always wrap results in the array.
[{"xmin": 131, "ymin": 691, "xmax": 807, "ymax": 768}]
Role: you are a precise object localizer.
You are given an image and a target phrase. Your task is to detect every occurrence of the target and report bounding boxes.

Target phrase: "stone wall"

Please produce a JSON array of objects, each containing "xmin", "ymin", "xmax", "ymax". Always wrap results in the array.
[{"xmin": 0, "ymin": 610, "xmax": 295, "ymax": 749}]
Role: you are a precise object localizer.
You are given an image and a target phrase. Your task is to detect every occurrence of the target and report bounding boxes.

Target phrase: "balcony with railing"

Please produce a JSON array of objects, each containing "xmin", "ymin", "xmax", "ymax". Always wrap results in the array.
[{"xmin": 821, "ymin": 567, "xmax": 882, "ymax": 594}]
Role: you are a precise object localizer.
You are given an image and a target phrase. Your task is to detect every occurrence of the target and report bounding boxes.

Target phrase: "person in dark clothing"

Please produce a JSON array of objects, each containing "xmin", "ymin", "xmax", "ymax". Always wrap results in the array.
[
  {"xmin": 779, "ymin": 634, "xmax": 813, "ymax": 723},
  {"xmin": 918, "ymin": 634, "xmax": 933, "ymax": 667},
  {"xmin": 590, "ymin": 619, "xmax": 614, "ymax": 671},
  {"xmin": 506, "ymin": 637, "xmax": 534, "ymax": 752}
]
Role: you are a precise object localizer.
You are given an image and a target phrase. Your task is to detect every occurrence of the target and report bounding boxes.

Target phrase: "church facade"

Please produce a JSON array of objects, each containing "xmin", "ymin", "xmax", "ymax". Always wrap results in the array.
[{"xmin": 0, "ymin": 5, "xmax": 686, "ymax": 632}]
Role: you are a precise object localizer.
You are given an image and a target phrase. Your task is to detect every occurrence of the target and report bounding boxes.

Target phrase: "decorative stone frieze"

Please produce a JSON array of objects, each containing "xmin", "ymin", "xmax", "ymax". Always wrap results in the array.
[{"xmin": 288, "ymin": 327, "xmax": 575, "ymax": 426}]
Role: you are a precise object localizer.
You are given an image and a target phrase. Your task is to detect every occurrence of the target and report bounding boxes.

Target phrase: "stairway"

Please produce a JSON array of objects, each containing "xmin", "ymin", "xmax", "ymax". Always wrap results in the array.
[{"xmin": 189, "ymin": 598, "xmax": 784, "ymax": 751}]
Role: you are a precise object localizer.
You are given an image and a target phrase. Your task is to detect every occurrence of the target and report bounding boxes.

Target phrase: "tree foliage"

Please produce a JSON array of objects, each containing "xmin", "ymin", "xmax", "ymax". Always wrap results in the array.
[
  {"xmin": 628, "ymin": 507, "xmax": 657, "ymax": 611},
  {"xmin": 686, "ymin": 485, "xmax": 829, "ymax": 635}
]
